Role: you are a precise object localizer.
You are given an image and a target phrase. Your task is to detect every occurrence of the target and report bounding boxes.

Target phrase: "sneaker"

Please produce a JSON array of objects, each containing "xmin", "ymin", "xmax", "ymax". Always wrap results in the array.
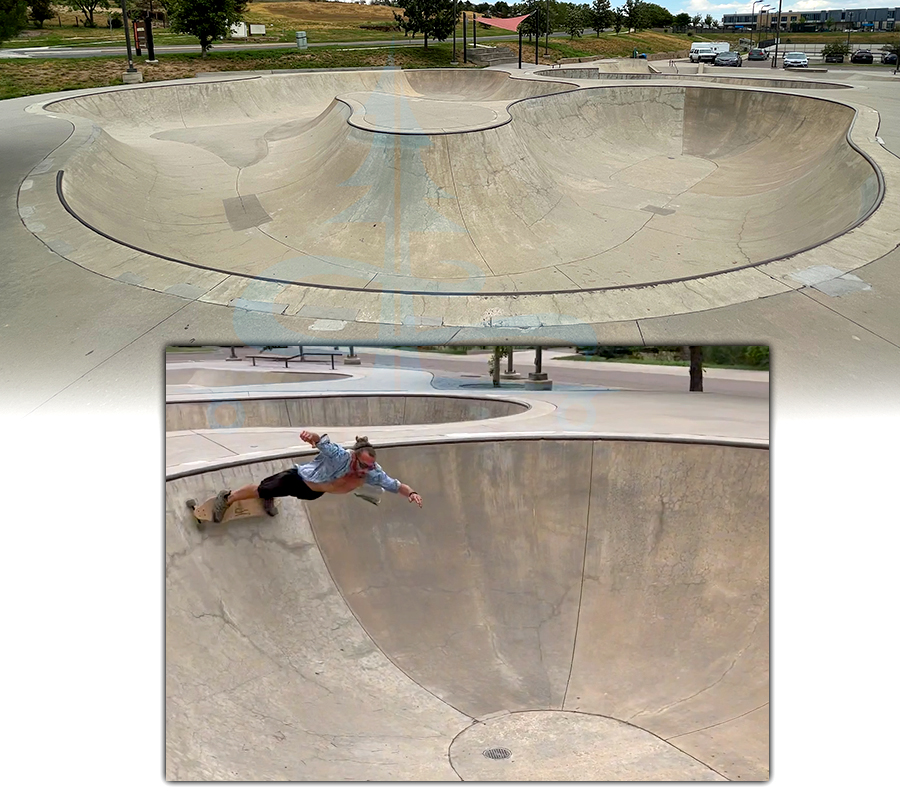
[
  {"xmin": 263, "ymin": 498, "xmax": 279, "ymax": 517},
  {"xmin": 212, "ymin": 490, "xmax": 231, "ymax": 523}
]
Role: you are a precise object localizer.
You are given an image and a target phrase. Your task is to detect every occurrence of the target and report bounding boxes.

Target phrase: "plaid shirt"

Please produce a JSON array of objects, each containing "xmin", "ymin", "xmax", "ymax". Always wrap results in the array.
[{"xmin": 295, "ymin": 435, "xmax": 401, "ymax": 493}]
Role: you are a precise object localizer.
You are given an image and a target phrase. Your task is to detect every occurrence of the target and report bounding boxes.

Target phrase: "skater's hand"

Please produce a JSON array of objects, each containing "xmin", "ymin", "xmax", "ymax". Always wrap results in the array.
[
  {"xmin": 300, "ymin": 430, "xmax": 320, "ymax": 446},
  {"xmin": 408, "ymin": 491, "xmax": 422, "ymax": 508}
]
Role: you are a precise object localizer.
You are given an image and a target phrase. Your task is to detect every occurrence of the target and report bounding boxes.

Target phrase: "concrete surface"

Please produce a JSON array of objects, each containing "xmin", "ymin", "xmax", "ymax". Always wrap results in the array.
[
  {"xmin": 165, "ymin": 392, "xmax": 529, "ymax": 431},
  {"xmin": 167, "ymin": 367, "xmax": 352, "ymax": 387},
  {"xmin": 162, "ymin": 355, "xmax": 769, "ymax": 473},
  {"xmin": 31, "ymin": 78, "xmax": 885, "ymax": 302},
  {"xmin": 3, "ymin": 63, "xmax": 898, "ymax": 413},
  {"xmin": 166, "ymin": 436, "xmax": 768, "ymax": 781}
]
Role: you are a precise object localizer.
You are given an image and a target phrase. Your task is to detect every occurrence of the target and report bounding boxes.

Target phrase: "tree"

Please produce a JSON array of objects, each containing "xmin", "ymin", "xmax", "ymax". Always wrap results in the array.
[
  {"xmin": 612, "ymin": 6, "xmax": 624, "ymax": 33},
  {"xmin": 674, "ymin": 12, "xmax": 690, "ymax": 31},
  {"xmin": 822, "ymin": 41, "xmax": 849, "ymax": 57},
  {"xmin": 703, "ymin": 13, "xmax": 713, "ymax": 29},
  {"xmin": 169, "ymin": 0, "xmax": 247, "ymax": 56},
  {"xmin": 589, "ymin": 0, "xmax": 610, "ymax": 35},
  {"xmin": 492, "ymin": 0, "xmax": 511, "ymax": 17},
  {"xmin": 688, "ymin": 346, "xmax": 703, "ymax": 392},
  {"xmin": 1, "ymin": 0, "xmax": 26, "ymax": 45},
  {"xmin": 28, "ymin": 0, "xmax": 53, "ymax": 28},
  {"xmin": 691, "ymin": 13, "xmax": 701, "ymax": 28},
  {"xmin": 518, "ymin": 0, "xmax": 546, "ymax": 41},
  {"xmin": 622, "ymin": 0, "xmax": 646, "ymax": 31},
  {"xmin": 64, "ymin": 0, "xmax": 110, "ymax": 27},
  {"xmin": 393, "ymin": 0, "xmax": 456, "ymax": 47},
  {"xmin": 642, "ymin": 2, "xmax": 672, "ymax": 28},
  {"xmin": 564, "ymin": 5, "xmax": 585, "ymax": 38},
  {"xmin": 488, "ymin": 346, "xmax": 512, "ymax": 387}
]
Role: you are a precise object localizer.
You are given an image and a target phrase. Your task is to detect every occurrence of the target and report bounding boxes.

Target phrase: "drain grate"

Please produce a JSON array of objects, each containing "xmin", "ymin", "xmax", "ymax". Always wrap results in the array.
[{"xmin": 482, "ymin": 747, "xmax": 512, "ymax": 760}]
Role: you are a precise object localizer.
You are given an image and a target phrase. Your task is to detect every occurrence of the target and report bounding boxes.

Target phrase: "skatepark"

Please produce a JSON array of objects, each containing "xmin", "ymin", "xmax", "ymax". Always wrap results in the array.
[
  {"xmin": 165, "ymin": 349, "xmax": 769, "ymax": 781},
  {"xmin": 0, "ymin": 50, "xmax": 895, "ymax": 794},
  {"xmin": 3, "ymin": 58, "xmax": 899, "ymax": 414}
]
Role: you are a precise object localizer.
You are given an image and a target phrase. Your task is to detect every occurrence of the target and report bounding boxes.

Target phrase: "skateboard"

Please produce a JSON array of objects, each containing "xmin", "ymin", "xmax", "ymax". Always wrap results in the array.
[
  {"xmin": 186, "ymin": 495, "xmax": 276, "ymax": 527},
  {"xmin": 354, "ymin": 486, "xmax": 383, "ymax": 506}
]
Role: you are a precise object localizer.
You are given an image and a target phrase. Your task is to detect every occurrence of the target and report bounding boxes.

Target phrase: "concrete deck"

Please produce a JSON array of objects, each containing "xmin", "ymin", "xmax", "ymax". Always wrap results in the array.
[{"xmin": 163, "ymin": 350, "xmax": 769, "ymax": 473}]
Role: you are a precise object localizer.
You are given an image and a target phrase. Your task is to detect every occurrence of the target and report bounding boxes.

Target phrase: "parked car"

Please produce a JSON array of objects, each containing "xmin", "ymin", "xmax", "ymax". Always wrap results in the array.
[
  {"xmin": 881, "ymin": 51, "xmax": 898, "ymax": 65},
  {"xmin": 689, "ymin": 42, "xmax": 730, "ymax": 63},
  {"xmin": 823, "ymin": 52, "xmax": 845, "ymax": 63},
  {"xmin": 850, "ymin": 50, "xmax": 874, "ymax": 64},
  {"xmin": 714, "ymin": 51, "xmax": 743, "ymax": 67},
  {"xmin": 747, "ymin": 48, "xmax": 768, "ymax": 61},
  {"xmin": 783, "ymin": 52, "xmax": 809, "ymax": 68}
]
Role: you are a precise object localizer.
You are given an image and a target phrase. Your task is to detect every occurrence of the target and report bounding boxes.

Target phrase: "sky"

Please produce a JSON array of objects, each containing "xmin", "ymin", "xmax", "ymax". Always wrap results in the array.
[
  {"xmin": 660, "ymin": 1, "xmax": 896, "ymax": 20},
  {"xmin": 354, "ymin": 0, "xmax": 896, "ymax": 20}
]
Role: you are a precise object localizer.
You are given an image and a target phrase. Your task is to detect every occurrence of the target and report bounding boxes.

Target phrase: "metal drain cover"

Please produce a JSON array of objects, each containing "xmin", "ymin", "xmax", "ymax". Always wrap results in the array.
[{"xmin": 482, "ymin": 747, "xmax": 512, "ymax": 760}]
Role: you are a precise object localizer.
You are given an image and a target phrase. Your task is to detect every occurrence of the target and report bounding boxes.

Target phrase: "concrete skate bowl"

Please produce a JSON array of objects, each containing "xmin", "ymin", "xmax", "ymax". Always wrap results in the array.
[
  {"xmin": 49, "ymin": 79, "xmax": 879, "ymax": 297},
  {"xmin": 164, "ymin": 394, "xmax": 529, "ymax": 431},
  {"xmin": 165, "ymin": 367, "xmax": 351, "ymax": 388},
  {"xmin": 536, "ymin": 66, "xmax": 852, "ymax": 90},
  {"xmin": 166, "ymin": 437, "xmax": 769, "ymax": 781}
]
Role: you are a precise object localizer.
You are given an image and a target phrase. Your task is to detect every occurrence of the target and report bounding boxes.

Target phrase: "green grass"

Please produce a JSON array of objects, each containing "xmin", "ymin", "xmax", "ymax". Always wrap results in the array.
[{"xmin": 0, "ymin": 43, "xmax": 480, "ymax": 100}]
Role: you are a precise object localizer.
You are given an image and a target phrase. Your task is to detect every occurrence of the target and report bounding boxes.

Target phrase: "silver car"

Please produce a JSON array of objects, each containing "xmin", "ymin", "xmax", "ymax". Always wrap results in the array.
[{"xmin": 783, "ymin": 52, "xmax": 809, "ymax": 68}]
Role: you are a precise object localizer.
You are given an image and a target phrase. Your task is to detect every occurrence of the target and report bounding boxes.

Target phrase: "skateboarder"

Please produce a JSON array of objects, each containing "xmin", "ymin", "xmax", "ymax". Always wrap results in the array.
[{"xmin": 212, "ymin": 431, "xmax": 423, "ymax": 521}]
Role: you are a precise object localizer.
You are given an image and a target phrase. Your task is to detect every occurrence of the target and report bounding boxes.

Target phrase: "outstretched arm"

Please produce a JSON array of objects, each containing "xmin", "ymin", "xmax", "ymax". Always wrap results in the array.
[{"xmin": 398, "ymin": 483, "xmax": 423, "ymax": 508}]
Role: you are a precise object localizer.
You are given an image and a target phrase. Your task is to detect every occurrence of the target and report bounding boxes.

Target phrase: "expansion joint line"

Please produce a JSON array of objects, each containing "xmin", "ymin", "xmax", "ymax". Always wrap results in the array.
[
  {"xmin": 443, "ymin": 136, "xmax": 495, "ymax": 277},
  {"xmin": 562, "ymin": 440, "xmax": 593, "ymax": 710},
  {"xmin": 764, "ymin": 264, "xmax": 900, "ymax": 350}
]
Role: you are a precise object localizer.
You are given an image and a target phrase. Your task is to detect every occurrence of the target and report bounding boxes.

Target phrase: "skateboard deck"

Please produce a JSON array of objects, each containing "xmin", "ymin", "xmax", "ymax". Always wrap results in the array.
[
  {"xmin": 186, "ymin": 495, "xmax": 275, "ymax": 526},
  {"xmin": 354, "ymin": 487, "xmax": 383, "ymax": 505}
]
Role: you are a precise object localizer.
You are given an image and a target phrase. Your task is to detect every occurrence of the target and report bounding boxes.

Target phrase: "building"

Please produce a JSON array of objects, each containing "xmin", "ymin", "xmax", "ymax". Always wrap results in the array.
[{"xmin": 722, "ymin": 7, "xmax": 898, "ymax": 32}]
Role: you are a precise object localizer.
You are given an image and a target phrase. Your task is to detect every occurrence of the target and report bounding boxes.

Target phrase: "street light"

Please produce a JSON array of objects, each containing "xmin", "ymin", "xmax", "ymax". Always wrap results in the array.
[
  {"xmin": 751, "ymin": 1, "xmax": 764, "ymax": 48},
  {"xmin": 757, "ymin": 5, "xmax": 772, "ymax": 47},
  {"xmin": 770, "ymin": 0, "xmax": 782, "ymax": 67}
]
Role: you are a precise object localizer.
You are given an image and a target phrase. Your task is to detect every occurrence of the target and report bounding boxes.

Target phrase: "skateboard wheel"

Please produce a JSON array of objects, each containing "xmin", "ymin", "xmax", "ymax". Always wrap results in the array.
[{"xmin": 186, "ymin": 499, "xmax": 196, "ymax": 510}]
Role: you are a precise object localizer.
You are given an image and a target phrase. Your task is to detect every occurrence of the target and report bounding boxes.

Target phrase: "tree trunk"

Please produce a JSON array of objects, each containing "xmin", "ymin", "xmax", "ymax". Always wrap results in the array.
[
  {"xmin": 492, "ymin": 347, "xmax": 501, "ymax": 387},
  {"xmin": 689, "ymin": 346, "xmax": 703, "ymax": 392}
]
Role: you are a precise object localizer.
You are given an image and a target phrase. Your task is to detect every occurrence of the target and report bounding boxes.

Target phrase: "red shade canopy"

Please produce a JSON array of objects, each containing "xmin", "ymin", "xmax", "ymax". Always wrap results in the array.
[{"xmin": 472, "ymin": 14, "xmax": 532, "ymax": 32}]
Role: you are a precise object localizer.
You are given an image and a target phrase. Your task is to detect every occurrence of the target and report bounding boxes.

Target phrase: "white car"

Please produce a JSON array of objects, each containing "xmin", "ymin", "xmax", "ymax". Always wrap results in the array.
[{"xmin": 783, "ymin": 52, "xmax": 809, "ymax": 68}]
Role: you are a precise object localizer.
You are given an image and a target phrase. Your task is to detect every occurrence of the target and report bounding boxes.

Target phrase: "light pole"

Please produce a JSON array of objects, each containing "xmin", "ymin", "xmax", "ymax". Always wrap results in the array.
[
  {"xmin": 757, "ymin": 5, "xmax": 771, "ymax": 47},
  {"xmin": 846, "ymin": 11, "xmax": 853, "ymax": 50},
  {"xmin": 770, "ymin": 0, "xmax": 782, "ymax": 67},
  {"xmin": 751, "ymin": 1, "xmax": 764, "ymax": 48}
]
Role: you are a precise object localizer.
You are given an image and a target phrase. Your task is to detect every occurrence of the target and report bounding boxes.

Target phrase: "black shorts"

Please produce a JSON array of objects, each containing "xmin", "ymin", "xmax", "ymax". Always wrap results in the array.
[{"xmin": 258, "ymin": 468, "xmax": 324, "ymax": 501}]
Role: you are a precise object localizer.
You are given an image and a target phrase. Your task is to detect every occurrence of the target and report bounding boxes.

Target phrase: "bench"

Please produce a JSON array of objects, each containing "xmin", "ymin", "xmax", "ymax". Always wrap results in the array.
[
  {"xmin": 249, "ymin": 348, "xmax": 342, "ymax": 369},
  {"xmin": 249, "ymin": 354, "xmax": 302, "ymax": 368}
]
